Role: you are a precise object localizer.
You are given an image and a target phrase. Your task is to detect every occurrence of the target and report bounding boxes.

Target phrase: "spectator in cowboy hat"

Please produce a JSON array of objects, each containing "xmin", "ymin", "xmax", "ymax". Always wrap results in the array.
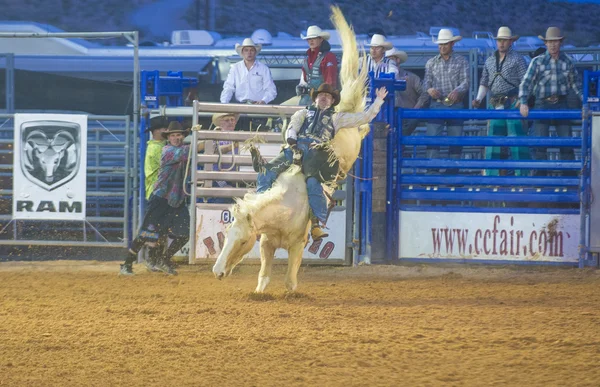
[
  {"xmin": 386, "ymin": 48, "xmax": 429, "ymax": 137},
  {"xmin": 472, "ymin": 26, "xmax": 529, "ymax": 176},
  {"xmin": 120, "ymin": 121, "xmax": 193, "ymax": 276},
  {"xmin": 296, "ymin": 25, "xmax": 339, "ymax": 106},
  {"xmin": 362, "ymin": 34, "xmax": 398, "ymax": 79},
  {"xmin": 220, "ymin": 37, "xmax": 277, "ymax": 105},
  {"xmin": 423, "ymin": 28, "xmax": 469, "ymax": 174},
  {"xmin": 519, "ymin": 27, "xmax": 582, "ymax": 176}
]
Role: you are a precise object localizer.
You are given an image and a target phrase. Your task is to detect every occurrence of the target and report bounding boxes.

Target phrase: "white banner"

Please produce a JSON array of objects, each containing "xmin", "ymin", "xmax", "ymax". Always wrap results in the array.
[
  {"xmin": 193, "ymin": 208, "xmax": 346, "ymax": 261},
  {"xmin": 12, "ymin": 114, "xmax": 88, "ymax": 220},
  {"xmin": 399, "ymin": 211, "xmax": 579, "ymax": 263}
]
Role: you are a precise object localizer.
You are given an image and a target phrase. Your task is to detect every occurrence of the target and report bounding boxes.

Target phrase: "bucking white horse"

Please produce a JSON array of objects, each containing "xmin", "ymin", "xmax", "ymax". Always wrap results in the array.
[{"xmin": 212, "ymin": 6, "xmax": 372, "ymax": 292}]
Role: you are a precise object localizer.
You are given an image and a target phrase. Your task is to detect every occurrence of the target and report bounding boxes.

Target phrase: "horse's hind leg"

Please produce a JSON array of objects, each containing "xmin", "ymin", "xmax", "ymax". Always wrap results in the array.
[
  {"xmin": 284, "ymin": 241, "xmax": 304, "ymax": 292},
  {"xmin": 256, "ymin": 236, "xmax": 275, "ymax": 293}
]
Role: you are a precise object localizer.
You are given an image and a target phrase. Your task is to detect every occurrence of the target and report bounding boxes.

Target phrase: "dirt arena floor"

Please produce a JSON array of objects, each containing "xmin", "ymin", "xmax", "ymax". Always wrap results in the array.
[{"xmin": 1, "ymin": 261, "xmax": 599, "ymax": 386}]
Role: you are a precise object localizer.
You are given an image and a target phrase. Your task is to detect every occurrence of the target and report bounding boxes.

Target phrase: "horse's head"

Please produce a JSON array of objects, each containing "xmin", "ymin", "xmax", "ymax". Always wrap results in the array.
[{"xmin": 212, "ymin": 204, "xmax": 257, "ymax": 279}]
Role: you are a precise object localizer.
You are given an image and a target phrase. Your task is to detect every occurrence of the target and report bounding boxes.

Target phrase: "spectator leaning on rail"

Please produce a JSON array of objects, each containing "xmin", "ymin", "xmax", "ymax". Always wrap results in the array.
[
  {"xmin": 423, "ymin": 28, "xmax": 469, "ymax": 174},
  {"xmin": 120, "ymin": 121, "xmax": 203, "ymax": 276},
  {"xmin": 144, "ymin": 116, "xmax": 168, "ymax": 199},
  {"xmin": 519, "ymin": 27, "xmax": 582, "ymax": 177},
  {"xmin": 472, "ymin": 26, "xmax": 529, "ymax": 177},
  {"xmin": 220, "ymin": 38, "xmax": 277, "ymax": 105},
  {"xmin": 249, "ymin": 83, "xmax": 388, "ymax": 241},
  {"xmin": 386, "ymin": 48, "xmax": 429, "ymax": 137},
  {"xmin": 296, "ymin": 25, "xmax": 339, "ymax": 106},
  {"xmin": 209, "ymin": 112, "xmax": 241, "ymax": 204}
]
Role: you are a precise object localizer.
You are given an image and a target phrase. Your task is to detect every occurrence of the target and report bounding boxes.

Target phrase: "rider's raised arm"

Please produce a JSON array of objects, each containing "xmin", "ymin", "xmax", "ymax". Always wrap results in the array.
[
  {"xmin": 285, "ymin": 108, "xmax": 308, "ymax": 141},
  {"xmin": 333, "ymin": 96, "xmax": 385, "ymax": 131}
]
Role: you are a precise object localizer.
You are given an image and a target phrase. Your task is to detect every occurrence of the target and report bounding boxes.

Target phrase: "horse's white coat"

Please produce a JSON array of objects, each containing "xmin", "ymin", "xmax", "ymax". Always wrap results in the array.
[{"xmin": 212, "ymin": 166, "xmax": 310, "ymax": 292}]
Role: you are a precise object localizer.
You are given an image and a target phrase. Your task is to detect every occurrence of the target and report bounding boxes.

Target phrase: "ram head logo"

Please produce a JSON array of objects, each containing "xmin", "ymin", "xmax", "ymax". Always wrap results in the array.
[{"xmin": 21, "ymin": 122, "xmax": 80, "ymax": 191}]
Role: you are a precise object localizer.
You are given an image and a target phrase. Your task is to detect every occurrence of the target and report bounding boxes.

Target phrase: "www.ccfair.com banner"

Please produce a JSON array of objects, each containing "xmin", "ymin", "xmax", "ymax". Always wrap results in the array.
[
  {"xmin": 12, "ymin": 114, "xmax": 88, "ymax": 220},
  {"xmin": 399, "ymin": 211, "xmax": 579, "ymax": 263}
]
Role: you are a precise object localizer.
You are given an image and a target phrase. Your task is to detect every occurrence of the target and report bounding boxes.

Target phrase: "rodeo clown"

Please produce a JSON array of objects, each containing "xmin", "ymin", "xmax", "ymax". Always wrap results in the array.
[
  {"xmin": 250, "ymin": 83, "xmax": 388, "ymax": 241},
  {"xmin": 120, "ymin": 121, "xmax": 198, "ymax": 276}
]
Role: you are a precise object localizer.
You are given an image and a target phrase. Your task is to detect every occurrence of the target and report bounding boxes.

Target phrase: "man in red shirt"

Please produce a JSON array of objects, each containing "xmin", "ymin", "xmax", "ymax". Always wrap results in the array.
[{"xmin": 296, "ymin": 25, "xmax": 339, "ymax": 105}]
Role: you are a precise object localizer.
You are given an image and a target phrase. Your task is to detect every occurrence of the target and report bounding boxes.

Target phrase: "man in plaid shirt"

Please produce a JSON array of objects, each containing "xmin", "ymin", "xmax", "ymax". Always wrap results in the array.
[
  {"xmin": 423, "ymin": 29, "xmax": 469, "ymax": 174},
  {"xmin": 519, "ymin": 27, "xmax": 582, "ymax": 176},
  {"xmin": 473, "ymin": 27, "xmax": 529, "ymax": 176}
]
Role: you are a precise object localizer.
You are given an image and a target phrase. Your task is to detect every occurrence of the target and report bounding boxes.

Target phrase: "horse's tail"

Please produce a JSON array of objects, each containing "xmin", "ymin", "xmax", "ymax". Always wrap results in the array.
[{"xmin": 330, "ymin": 5, "xmax": 368, "ymax": 115}]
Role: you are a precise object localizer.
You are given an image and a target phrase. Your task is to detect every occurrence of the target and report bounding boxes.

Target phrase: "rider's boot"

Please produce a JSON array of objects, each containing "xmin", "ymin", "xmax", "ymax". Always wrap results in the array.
[
  {"xmin": 310, "ymin": 215, "xmax": 329, "ymax": 241},
  {"xmin": 249, "ymin": 145, "xmax": 265, "ymax": 173}
]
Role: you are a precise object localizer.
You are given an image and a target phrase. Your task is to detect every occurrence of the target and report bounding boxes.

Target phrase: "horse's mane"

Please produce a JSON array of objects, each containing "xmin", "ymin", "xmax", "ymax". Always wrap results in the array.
[
  {"xmin": 331, "ymin": 5, "xmax": 369, "ymax": 117},
  {"xmin": 231, "ymin": 165, "xmax": 302, "ymax": 221}
]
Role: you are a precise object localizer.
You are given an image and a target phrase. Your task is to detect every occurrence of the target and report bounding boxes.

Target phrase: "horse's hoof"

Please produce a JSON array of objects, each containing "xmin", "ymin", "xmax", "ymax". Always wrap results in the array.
[{"xmin": 215, "ymin": 272, "xmax": 224, "ymax": 280}]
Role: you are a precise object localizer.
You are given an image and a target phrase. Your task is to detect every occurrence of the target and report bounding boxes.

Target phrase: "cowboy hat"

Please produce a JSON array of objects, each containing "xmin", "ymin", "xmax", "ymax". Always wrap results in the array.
[
  {"xmin": 146, "ymin": 116, "xmax": 168, "ymax": 133},
  {"xmin": 161, "ymin": 121, "xmax": 189, "ymax": 139},
  {"xmin": 235, "ymin": 38, "xmax": 262, "ymax": 55},
  {"xmin": 311, "ymin": 83, "xmax": 340, "ymax": 106},
  {"xmin": 366, "ymin": 34, "xmax": 393, "ymax": 50},
  {"xmin": 434, "ymin": 29, "xmax": 462, "ymax": 44},
  {"xmin": 539, "ymin": 26, "xmax": 564, "ymax": 41},
  {"xmin": 386, "ymin": 48, "xmax": 408, "ymax": 64},
  {"xmin": 212, "ymin": 112, "xmax": 240, "ymax": 127},
  {"xmin": 494, "ymin": 26, "xmax": 519, "ymax": 40},
  {"xmin": 301, "ymin": 25, "xmax": 330, "ymax": 40}
]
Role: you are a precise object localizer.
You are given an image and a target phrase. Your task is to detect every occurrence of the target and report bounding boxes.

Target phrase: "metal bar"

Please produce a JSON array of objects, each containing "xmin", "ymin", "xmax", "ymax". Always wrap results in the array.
[
  {"xmin": 123, "ymin": 115, "xmax": 130, "ymax": 244},
  {"xmin": 195, "ymin": 131, "xmax": 282, "ymax": 142},
  {"xmin": 400, "ymin": 175, "xmax": 580, "ymax": 186},
  {"xmin": 87, "ymin": 141, "xmax": 126, "ymax": 146},
  {"xmin": 132, "ymin": 31, "xmax": 141, "ymax": 237},
  {"xmin": 0, "ymin": 240, "xmax": 127, "ymax": 247},
  {"xmin": 148, "ymin": 103, "xmax": 303, "ymax": 117},
  {"xmin": 197, "ymin": 155, "xmax": 254, "ymax": 164},
  {"xmin": 400, "ymin": 191, "xmax": 579, "ymax": 202},
  {"xmin": 401, "ymin": 136, "xmax": 581, "ymax": 147},
  {"xmin": 401, "ymin": 159, "xmax": 581, "ymax": 169},
  {"xmin": 401, "ymin": 108, "xmax": 580, "ymax": 120},
  {"xmin": 88, "ymin": 115, "xmax": 130, "ymax": 121},
  {"xmin": 189, "ymin": 101, "xmax": 199, "ymax": 265},
  {"xmin": 196, "ymin": 187, "xmax": 249, "ymax": 198},
  {"xmin": 580, "ymin": 70, "xmax": 591, "ymax": 268},
  {"xmin": 87, "ymin": 217, "xmax": 125, "ymax": 223},
  {"xmin": 0, "ymin": 32, "xmax": 137, "ymax": 38},
  {"xmin": 344, "ymin": 174, "xmax": 354, "ymax": 266},
  {"xmin": 196, "ymin": 171, "xmax": 257, "ymax": 180},
  {"xmin": 5, "ymin": 53, "xmax": 14, "ymax": 113}
]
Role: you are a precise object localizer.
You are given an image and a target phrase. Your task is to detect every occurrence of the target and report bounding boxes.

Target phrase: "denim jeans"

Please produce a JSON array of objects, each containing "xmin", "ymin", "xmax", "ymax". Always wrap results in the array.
[{"xmin": 256, "ymin": 139, "xmax": 328, "ymax": 223}]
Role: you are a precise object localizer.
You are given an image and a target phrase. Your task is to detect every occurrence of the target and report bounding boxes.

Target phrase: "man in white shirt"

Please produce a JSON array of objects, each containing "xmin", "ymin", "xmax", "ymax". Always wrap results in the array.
[{"xmin": 220, "ymin": 38, "xmax": 277, "ymax": 105}]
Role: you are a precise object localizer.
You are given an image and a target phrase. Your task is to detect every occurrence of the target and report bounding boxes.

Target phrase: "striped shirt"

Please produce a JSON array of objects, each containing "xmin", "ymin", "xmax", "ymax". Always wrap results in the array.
[
  {"xmin": 423, "ymin": 53, "xmax": 469, "ymax": 97},
  {"xmin": 360, "ymin": 55, "xmax": 399, "ymax": 78},
  {"xmin": 480, "ymin": 48, "xmax": 527, "ymax": 96},
  {"xmin": 518, "ymin": 52, "xmax": 582, "ymax": 105}
]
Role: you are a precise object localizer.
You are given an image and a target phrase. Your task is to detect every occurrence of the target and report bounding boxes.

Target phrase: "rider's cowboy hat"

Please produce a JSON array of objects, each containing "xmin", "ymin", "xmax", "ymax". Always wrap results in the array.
[
  {"xmin": 301, "ymin": 25, "xmax": 330, "ymax": 40},
  {"xmin": 311, "ymin": 83, "xmax": 340, "ymax": 106},
  {"xmin": 146, "ymin": 116, "xmax": 168, "ymax": 133},
  {"xmin": 494, "ymin": 26, "xmax": 519, "ymax": 41},
  {"xmin": 539, "ymin": 27, "xmax": 564, "ymax": 41},
  {"xmin": 434, "ymin": 29, "xmax": 462, "ymax": 44},
  {"xmin": 161, "ymin": 121, "xmax": 189, "ymax": 139},
  {"xmin": 212, "ymin": 112, "xmax": 240, "ymax": 127},
  {"xmin": 386, "ymin": 48, "xmax": 408, "ymax": 64},
  {"xmin": 235, "ymin": 38, "xmax": 262, "ymax": 55},
  {"xmin": 366, "ymin": 34, "xmax": 393, "ymax": 50}
]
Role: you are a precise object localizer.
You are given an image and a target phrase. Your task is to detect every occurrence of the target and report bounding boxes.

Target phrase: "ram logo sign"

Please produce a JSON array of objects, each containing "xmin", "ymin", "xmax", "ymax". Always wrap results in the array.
[{"xmin": 13, "ymin": 114, "xmax": 88, "ymax": 220}]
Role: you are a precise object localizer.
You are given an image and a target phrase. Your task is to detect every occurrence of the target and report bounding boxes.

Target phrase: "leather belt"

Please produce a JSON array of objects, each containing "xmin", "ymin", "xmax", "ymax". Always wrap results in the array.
[{"xmin": 543, "ymin": 95, "xmax": 562, "ymax": 104}]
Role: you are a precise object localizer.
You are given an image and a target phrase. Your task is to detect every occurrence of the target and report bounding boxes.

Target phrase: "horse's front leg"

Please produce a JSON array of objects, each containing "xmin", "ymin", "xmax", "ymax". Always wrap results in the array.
[
  {"xmin": 256, "ymin": 235, "xmax": 275, "ymax": 293},
  {"xmin": 284, "ymin": 240, "xmax": 305, "ymax": 292}
]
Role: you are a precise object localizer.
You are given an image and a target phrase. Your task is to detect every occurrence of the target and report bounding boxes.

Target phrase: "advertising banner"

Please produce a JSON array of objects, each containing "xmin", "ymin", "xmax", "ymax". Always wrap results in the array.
[
  {"xmin": 193, "ymin": 207, "xmax": 346, "ymax": 261},
  {"xmin": 399, "ymin": 211, "xmax": 579, "ymax": 263},
  {"xmin": 12, "ymin": 114, "xmax": 88, "ymax": 220}
]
